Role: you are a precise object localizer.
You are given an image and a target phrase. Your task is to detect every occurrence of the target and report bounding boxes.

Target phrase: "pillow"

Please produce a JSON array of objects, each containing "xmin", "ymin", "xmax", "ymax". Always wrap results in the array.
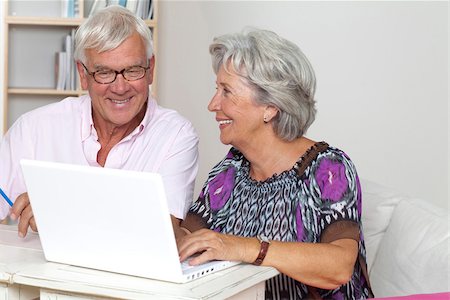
[
  {"xmin": 369, "ymin": 198, "xmax": 449, "ymax": 297},
  {"xmin": 360, "ymin": 179, "xmax": 406, "ymax": 271}
]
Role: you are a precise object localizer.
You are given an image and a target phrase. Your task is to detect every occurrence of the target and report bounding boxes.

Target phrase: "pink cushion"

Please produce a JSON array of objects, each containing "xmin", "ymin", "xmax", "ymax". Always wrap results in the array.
[{"xmin": 375, "ymin": 292, "xmax": 450, "ymax": 299}]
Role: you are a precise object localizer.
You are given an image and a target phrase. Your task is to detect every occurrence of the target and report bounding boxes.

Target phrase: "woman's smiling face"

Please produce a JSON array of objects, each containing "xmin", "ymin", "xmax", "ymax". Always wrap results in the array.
[{"xmin": 208, "ymin": 65, "xmax": 267, "ymax": 149}]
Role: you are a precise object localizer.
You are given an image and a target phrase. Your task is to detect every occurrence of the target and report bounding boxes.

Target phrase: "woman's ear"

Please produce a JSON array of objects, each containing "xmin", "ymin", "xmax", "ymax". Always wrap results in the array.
[{"xmin": 263, "ymin": 106, "xmax": 279, "ymax": 123}]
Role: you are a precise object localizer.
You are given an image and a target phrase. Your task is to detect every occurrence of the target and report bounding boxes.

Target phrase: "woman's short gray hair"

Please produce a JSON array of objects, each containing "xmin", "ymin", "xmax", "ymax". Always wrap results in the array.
[
  {"xmin": 209, "ymin": 28, "xmax": 317, "ymax": 141},
  {"xmin": 74, "ymin": 5, "xmax": 153, "ymax": 64}
]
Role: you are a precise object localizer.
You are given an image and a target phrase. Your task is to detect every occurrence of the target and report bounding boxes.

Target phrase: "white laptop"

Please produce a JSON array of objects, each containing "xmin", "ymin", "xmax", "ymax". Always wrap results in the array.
[{"xmin": 20, "ymin": 159, "xmax": 239, "ymax": 283}]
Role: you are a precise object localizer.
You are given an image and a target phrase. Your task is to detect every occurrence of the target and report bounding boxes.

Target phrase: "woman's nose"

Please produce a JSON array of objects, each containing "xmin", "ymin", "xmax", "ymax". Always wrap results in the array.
[{"xmin": 208, "ymin": 93, "xmax": 221, "ymax": 112}]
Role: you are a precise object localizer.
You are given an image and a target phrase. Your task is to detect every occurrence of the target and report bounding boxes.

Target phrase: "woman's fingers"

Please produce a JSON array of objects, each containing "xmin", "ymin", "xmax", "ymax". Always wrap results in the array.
[{"xmin": 178, "ymin": 229, "xmax": 243, "ymax": 265}]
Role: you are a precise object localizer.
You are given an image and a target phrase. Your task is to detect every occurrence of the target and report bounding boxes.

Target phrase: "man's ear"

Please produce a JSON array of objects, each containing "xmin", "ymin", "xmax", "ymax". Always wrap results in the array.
[{"xmin": 76, "ymin": 61, "xmax": 89, "ymax": 90}]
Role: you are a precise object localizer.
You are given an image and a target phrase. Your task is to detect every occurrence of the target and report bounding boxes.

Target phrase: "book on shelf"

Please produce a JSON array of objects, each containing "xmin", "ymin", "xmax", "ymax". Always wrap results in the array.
[
  {"xmin": 108, "ymin": 0, "xmax": 120, "ymax": 6},
  {"xmin": 135, "ymin": 0, "xmax": 147, "ymax": 19},
  {"xmin": 62, "ymin": 0, "xmax": 80, "ymax": 18},
  {"xmin": 74, "ymin": 0, "xmax": 80, "ymax": 17},
  {"xmin": 55, "ymin": 30, "xmax": 77, "ymax": 91},
  {"xmin": 61, "ymin": 0, "xmax": 68, "ymax": 18},
  {"xmin": 55, "ymin": 52, "xmax": 67, "ymax": 90},
  {"xmin": 148, "ymin": 0, "xmax": 154, "ymax": 19},
  {"xmin": 71, "ymin": 29, "xmax": 78, "ymax": 91},
  {"xmin": 125, "ymin": 0, "xmax": 139, "ymax": 15},
  {"xmin": 64, "ymin": 34, "xmax": 72, "ymax": 90},
  {"xmin": 137, "ymin": 0, "xmax": 153, "ymax": 19},
  {"xmin": 89, "ymin": 0, "xmax": 108, "ymax": 16},
  {"xmin": 88, "ymin": 0, "xmax": 153, "ymax": 19}
]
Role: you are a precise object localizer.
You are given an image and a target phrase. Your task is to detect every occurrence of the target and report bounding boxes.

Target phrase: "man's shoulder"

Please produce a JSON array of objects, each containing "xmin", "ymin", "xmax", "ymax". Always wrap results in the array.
[
  {"xmin": 5, "ymin": 96, "xmax": 86, "ymax": 138},
  {"xmin": 150, "ymin": 104, "xmax": 196, "ymax": 133},
  {"xmin": 4, "ymin": 96, "xmax": 86, "ymax": 141},
  {"xmin": 19, "ymin": 96, "xmax": 85, "ymax": 121},
  {"xmin": 153, "ymin": 105, "xmax": 190, "ymax": 122}
]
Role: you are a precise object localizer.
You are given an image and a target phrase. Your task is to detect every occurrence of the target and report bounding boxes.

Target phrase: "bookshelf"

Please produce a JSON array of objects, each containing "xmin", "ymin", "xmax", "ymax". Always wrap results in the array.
[{"xmin": 2, "ymin": 0, "xmax": 157, "ymax": 133}]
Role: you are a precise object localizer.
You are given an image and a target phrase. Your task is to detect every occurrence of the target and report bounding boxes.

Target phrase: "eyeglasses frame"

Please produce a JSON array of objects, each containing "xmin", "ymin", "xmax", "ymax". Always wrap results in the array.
[{"xmin": 80, "ymin": 62, "xmax": 151, "ymax": 84}]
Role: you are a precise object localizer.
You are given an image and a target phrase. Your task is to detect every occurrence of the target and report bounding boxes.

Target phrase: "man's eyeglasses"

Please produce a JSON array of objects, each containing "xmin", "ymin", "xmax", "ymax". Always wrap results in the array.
[{"xmin": 80, "ymin": 62, "xmax": 150, "ymax": 84}]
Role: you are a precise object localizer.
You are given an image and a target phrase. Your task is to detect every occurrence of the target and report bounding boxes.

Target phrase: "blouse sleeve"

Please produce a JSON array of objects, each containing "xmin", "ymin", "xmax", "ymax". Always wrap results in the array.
[
  {"xmin": 182, "ymin": 148, "xmax": 238, "ymax": 232},
  {"xmin": 182, "ymin": 184, "xmax": 212, "ymax": 232},
  {"xmin": 306, "ymin": 149, "xmax": 362, "ymax": 243}
]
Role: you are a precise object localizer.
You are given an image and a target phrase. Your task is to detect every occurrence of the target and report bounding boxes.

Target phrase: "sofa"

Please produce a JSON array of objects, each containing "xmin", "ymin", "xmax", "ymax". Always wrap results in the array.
[{"xmin": 361, "ymin": 179, "xmax": 449, "ymax": 298}]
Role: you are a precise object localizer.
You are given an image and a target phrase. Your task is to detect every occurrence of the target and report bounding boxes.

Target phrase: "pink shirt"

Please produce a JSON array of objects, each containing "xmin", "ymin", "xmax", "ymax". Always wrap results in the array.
[{"xmin": 0, "ymin": 95, "xmax": 199, "ymax": 220}]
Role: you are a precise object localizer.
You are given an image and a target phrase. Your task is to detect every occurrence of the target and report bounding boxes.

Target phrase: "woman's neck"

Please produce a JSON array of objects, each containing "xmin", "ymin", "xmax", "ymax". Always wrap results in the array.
[{"xmin": 242, "ymin": 136, "xmax": 315, "ymax": 181}]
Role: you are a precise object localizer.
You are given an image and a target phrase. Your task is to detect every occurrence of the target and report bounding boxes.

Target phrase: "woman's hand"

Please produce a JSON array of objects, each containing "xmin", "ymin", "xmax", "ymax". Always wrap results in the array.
[
  {"xmin": 9, "ymin": 192, "xmax": 37, "ymax": 237},
  {"xmin": 177, "ymin": 229, "xmax": 259, "ymax": 266}
]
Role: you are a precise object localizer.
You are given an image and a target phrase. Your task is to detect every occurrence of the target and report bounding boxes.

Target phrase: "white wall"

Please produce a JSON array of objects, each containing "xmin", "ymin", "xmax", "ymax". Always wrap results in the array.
[
  {"xmin": 0, "ymin": 2, "xmax": 4, "ymax": 135},
  {"xmin": 156, "ymin": 1, "xmax": 449, "ymax": 209}
]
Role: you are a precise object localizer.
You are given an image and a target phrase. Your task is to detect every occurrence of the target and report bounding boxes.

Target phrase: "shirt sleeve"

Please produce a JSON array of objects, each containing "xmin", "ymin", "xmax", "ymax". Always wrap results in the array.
[
  {"xmin": 158, "ymin": 121, "xmax": 199, "ymax": 219},
  {"xmin": 0, "ymin": 117, "xmax": 34, "ymax": 219}
]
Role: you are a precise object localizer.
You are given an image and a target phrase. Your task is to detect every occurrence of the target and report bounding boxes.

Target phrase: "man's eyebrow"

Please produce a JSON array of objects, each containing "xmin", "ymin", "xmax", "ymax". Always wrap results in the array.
[{"xmin": 92, "ymin": 63, "xmax": 145, "ymax": 70}]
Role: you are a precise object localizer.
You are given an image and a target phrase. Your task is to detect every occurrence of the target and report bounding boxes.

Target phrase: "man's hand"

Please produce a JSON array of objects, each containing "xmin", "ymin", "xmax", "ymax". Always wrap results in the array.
[{"xmin": 9, "ymin": 192, "xmax": 37, "ymax": 237}]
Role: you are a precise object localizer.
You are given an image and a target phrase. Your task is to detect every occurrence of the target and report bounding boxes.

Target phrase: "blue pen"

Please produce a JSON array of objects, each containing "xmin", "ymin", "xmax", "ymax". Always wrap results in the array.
[{"xmin": 0, "ymin": 187, "xmax": 13, "ymax": 207}]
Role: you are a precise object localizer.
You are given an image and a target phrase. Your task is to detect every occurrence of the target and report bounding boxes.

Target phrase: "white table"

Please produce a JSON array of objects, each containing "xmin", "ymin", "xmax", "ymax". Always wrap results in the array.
[
  {"xmin": 0, "ymin": 224, "xmax": 43, "ymax": 300},
  {"xmin": 0, "ymin": 225, "xmax": 278, "ymax": 299}
]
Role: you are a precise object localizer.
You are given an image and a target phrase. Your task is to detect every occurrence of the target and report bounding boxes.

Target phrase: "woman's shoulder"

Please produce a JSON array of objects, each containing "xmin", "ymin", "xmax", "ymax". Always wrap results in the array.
[
  {"xmin": 303, "ymin": 141, "xmax": 355, "ymax": 164},
  {"xmin": 298, "ymin": 142, "xmax": 360, "ymax": 204},
  {"xmin": 299, "ymin": 141, "xmax": 359, "ymax": 181}
]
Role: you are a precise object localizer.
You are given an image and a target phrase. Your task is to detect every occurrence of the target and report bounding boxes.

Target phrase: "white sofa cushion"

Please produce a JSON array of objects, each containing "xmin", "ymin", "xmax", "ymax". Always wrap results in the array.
[
  {"xmin": 361, "ymin": 179, "xmax": 405, "ymax": 271},
  {"xmin": 369, "ymin": 198, "xmax": 449, "ymax": 297}
]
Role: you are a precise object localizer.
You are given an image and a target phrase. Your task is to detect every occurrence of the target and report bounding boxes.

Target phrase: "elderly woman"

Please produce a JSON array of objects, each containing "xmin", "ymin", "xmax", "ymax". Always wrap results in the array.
[{"xmin": 177, "ymin": 28, "xmax": 373, "ymax": 299}]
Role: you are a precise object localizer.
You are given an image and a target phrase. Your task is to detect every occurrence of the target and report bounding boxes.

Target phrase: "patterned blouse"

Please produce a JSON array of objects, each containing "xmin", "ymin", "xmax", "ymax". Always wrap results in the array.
[{"xmin": 184, "ymin": 142, "xmax": 373, "ymax": 299}]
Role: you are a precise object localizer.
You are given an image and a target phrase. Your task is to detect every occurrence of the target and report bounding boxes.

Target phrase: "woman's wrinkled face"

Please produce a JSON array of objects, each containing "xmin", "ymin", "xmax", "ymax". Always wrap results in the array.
[
  {"xmin": 208, "ymin": 65, "xmax": 267, "ymax": 149},
  {"xmin": 78, "ymin": 32, "xmax": 154, "ymax": 129}
]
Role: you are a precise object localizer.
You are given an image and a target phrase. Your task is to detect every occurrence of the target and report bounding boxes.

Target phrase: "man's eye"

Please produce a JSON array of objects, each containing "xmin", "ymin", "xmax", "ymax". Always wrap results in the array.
[
  {"xmin": 96, "ymin": 70, "xmax": 114, "ymax": 77},
  {"xmin": 126, "ymin": 69, "xmax": 141, "ymax": 75}
]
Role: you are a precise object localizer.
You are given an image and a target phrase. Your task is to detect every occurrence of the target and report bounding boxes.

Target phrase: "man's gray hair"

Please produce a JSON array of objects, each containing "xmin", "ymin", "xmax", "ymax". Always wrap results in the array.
[
  {"xmin": 74, "ymin": 5, "xmax": 153, "ymax": 64},
  {"xmin": 210, "ymin": 28, "xmax": 317, "ymax": 141}
]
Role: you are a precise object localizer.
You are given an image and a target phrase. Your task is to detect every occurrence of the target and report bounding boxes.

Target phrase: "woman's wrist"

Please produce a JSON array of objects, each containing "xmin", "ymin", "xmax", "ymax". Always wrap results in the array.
[
  {"xmin": 253, "ymin": 235, "xmax": 271, "ymax": 265},
  {"xmin": 240, "ymin": 236, "xmax": 264, "ymax": 263}
]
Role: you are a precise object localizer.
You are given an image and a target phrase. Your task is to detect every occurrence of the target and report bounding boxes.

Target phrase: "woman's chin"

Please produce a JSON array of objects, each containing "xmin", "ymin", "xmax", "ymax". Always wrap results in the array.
[{"xmin": 219, "ymin": 136, "xmax": 232, "ymax": 146}]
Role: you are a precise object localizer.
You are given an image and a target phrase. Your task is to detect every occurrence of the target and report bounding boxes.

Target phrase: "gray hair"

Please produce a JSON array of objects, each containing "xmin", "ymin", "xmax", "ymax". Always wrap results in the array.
[
  {"xmin": 74, "ymin": 5, "xmax": 153, "ymax": 64},
  {"xmin": 209, "ymin": 28, "xmax": 317, "ymax": 141}
]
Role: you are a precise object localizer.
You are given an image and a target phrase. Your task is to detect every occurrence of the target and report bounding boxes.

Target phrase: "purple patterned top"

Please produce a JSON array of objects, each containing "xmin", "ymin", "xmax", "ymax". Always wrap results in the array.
[{"xmin": 186, "ymin": 142, "xmax": 372, "ymax": 299}]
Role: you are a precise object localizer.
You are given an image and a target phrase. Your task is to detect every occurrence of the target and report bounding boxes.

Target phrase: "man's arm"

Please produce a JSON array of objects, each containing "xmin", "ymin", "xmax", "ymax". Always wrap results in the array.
[
  {"xmin": 159, "ymin": 121, "xmax": 199, "ymax": 220},
  {"xmin": 0, "ymin": 119, "xmax": 34, "ymax": 233}
]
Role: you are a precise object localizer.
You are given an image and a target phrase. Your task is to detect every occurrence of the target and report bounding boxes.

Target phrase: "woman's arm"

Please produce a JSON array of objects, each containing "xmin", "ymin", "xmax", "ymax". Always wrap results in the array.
[
  {"xmin": 177, "ymin": 229, "xmax": 358, "ymax": 290},
  {"xmin": 263, "ymin": 238, "xmax": 358, "ymax": 289}
]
